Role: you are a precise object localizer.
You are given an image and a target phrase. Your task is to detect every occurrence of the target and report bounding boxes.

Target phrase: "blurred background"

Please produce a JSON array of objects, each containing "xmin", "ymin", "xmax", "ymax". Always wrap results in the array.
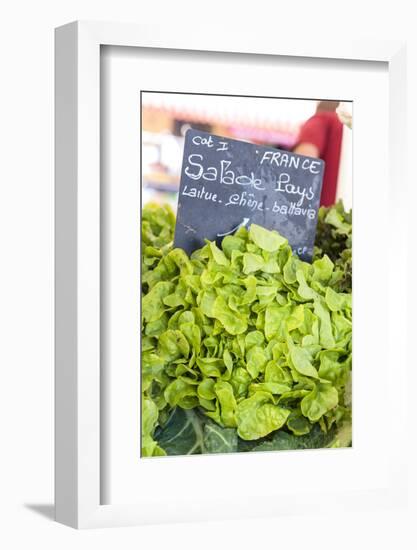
[{"xmin": 141, "ymin": 92, "xmax": 352, "ymax": 210}]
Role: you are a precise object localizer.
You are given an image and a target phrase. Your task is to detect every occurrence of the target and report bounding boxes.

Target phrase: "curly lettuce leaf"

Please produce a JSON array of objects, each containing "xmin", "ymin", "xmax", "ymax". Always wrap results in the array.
[{"xmin": 236, "ymin": 391, "xmax": 290, "ymax": 440}]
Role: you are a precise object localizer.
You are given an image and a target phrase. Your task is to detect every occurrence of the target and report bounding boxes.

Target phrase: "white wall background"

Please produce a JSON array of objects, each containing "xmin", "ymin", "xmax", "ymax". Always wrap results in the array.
[{"xmin": 0, "ymin": 1, "xmax": 415, "ymax": 548}]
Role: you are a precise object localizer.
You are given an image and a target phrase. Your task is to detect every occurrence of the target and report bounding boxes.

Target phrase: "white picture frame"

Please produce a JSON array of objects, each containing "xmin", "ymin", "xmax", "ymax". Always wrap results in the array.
[{"xmin": 55, "ymin": 20, "xmax": 407, "ymax": 529}]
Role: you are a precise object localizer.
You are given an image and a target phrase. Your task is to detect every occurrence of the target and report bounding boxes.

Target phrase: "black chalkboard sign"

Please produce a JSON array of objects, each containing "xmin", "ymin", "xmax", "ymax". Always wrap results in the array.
[{"xmin": 174, "ymin": 129, "xmax": 325, "ymax": 262}]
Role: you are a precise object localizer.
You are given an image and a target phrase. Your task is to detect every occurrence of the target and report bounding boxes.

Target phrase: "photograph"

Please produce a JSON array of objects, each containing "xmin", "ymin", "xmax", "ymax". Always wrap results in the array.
[
  {"xmin": 141, "ymin": 91, "xmax": 353, "ymax": 457},
  {"xmin": 0, "ymin": 2, "xmax": 411, "ymax": 543}
]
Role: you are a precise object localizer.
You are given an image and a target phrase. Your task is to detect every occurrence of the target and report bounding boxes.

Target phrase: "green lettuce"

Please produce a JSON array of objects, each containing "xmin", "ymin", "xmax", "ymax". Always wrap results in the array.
[{"xmin": 141, "ymin": 203, "xmax": 352, "ymax": 456}]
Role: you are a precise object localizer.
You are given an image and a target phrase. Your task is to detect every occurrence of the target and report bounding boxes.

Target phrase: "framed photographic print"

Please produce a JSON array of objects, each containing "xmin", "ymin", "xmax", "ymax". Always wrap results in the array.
[{"xmin": 55, "ymin": 21, "xmax": 407, "ymax": 528}]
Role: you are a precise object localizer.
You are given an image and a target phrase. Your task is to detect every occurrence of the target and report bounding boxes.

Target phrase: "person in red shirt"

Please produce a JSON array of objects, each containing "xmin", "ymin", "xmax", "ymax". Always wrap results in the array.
[{"xmin": 294, "ymin": 101, "xmax": 343, "ymax": 207}]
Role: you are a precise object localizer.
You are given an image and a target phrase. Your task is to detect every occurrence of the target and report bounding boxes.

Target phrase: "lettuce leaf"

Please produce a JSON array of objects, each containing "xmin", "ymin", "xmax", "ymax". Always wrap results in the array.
[{"xmin": 155, "ymin": 408, "xmax": 204, "ymax": 455}]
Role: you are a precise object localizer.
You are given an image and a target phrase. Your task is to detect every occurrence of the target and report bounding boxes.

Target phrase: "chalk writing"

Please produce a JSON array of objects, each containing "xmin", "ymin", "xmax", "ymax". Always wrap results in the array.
[{"xmin": 174, "ymin": 129, "xmax": 325, "ymax": 261}]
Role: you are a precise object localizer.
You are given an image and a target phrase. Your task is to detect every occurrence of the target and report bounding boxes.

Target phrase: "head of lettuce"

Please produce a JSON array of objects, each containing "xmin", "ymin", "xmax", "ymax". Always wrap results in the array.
[{"xmin": 141, "ymin": 203, "xmax": 352, "ymax": 457}]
